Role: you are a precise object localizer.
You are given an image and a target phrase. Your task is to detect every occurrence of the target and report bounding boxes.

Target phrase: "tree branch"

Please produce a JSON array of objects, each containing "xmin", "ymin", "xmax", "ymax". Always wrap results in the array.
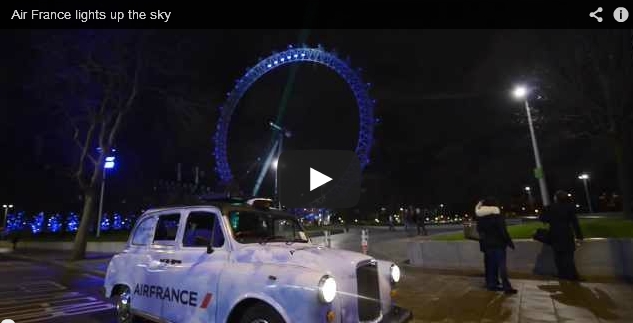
[{"xmin": 74, "ymin": 117, "xmax": 96, "ymax": 190}]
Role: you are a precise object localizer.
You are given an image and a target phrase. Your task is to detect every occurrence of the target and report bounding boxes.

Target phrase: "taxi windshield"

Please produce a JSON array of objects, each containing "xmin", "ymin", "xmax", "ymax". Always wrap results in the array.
[{"xmin": 228, "ymin": 210, "xmax": 309, "ymax": 244}]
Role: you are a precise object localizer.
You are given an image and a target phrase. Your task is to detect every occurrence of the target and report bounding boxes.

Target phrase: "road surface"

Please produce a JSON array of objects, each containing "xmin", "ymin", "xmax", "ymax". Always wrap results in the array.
[
  {"xmin": 0, "ymin": 225, "xmax": 462, "ymax": 323},
  {"xmin": 0, "ymin": 257, "xmax": 115, "ymax": 323}
]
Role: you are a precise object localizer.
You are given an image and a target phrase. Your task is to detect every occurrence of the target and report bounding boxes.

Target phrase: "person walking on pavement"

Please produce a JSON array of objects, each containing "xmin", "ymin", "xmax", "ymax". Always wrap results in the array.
[
  {"xmin": 476, "ymin": 197, "xmax": 517, "ymax": 294},
  {"xmin": 413, "ymin": 206, "xmax": 427, "ymax": 235},
  {"xmin": 539, "ymin": 190, "xmax": 584, "ymax": 281},
  {"xmin": 403, "ymin": 207, "xmax": 410, "ymax": 233},
  {"xmin": 388, "ymin": 214, "xmax": 395, "ymax": 231}
]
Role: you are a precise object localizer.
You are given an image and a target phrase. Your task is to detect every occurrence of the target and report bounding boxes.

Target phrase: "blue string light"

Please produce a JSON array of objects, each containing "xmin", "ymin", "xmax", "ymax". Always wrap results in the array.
[
  {"xmin": 112, "ymin": 213, "xmax": 123, "ymax": 230},
  {"xmin": 47, "ymin": 213, "xmax": 63, "ymax": 233},
  {"xmin": 66, "ymin": 212, "xmax": 79, "ymax": 232},
  {"xmin": 31, "ymin": 212, "xmax": 45, "ymax": 234},
  {"xmin": 6, "ymin": 211, "xmax": 25, "ymax": 233},
  {"xmin": 5, "ymin": 211, "xmax": 138, "ymax": 235}
]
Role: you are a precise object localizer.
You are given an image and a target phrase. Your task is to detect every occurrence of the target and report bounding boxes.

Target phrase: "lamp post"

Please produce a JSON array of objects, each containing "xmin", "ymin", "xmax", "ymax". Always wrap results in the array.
[
  {"xmin": 513, "ymin": 85, "xmax": 550, "ymax": 207},
  {"xmin": 578, "ymin": 173, "xmax": 593, "ymax": 213},
  {"xmin": 97, "ymin": 155, "xmax": 116, "ymax": 238},
  {"xmin": 269, "ymin": 121, "xmax": 291, "ymax": 208},
  {"xmin": 2, "ymin": 204, "xmax": 13, "ymax": 229},
  {"xmin": 525, "ymin": 186, "xmax": 534, "ymax": 210}
]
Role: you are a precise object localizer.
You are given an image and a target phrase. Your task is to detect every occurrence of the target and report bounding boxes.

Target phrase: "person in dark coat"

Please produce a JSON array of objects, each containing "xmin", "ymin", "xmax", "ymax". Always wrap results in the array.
[
  {"xmin": 540, "ymin": 190, "xmax": 584, "ymax": 281},
  {"xmin": 411, "ymin": 206, "xmax": 427, "ymax": 236},
  {"xmin": 476, "ymin": 197, "xmax": 517, "ymax": 294},
  {"xmin": 475, "ymin": 199, "xmax": 499, "ymax": 288}
]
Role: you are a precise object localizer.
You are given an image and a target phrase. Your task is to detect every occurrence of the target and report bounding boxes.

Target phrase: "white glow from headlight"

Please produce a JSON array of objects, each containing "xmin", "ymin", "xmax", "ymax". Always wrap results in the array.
[
  {"xmin": 391, "ymin": 264, "xmax": 401, "ymax": 283},
  {"xmin": 319, "ymin": 276, "xmax": 337, "ymax": 303}
]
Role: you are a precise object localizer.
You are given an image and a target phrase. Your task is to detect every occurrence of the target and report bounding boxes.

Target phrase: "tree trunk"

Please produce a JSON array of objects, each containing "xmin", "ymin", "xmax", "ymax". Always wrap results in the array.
[
  {"xmin": 614, "ymin": 129, "xmax": 633, "ymax": 219},
  {"xmin": 71, "ymin": 189, "xmax": 96, "ymax": 260}
]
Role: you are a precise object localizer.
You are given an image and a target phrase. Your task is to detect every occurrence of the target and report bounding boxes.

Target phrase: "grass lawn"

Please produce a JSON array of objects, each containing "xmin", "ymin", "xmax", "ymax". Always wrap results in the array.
[{"xmin": 432, "ymin": 218, "xmax": 633, "ymax": 241}]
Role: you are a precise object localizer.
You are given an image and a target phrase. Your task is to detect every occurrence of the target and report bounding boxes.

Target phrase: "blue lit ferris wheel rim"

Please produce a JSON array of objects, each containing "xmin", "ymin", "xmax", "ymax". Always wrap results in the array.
[{"xmin": 213, "ymin": 46, "xmax": 375, "ymax": 184}]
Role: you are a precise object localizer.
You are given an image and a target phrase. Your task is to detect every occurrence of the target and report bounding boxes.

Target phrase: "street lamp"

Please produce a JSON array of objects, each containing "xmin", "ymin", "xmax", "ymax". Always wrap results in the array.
[
  {"xmin": 513, "ymin": 85, "xmax": 550, "ymax": 206},
  {"xmin": 2, "ymin": 204, "xmax": 13, "ymax": 229},
  {"xmin": 97, "ymin": 155, "xmax": 116, "ymax": 238},
  {"xmin": 525, "ymin": 186, "xmax": 534, "ymax": 209},
  {"xmin": 578, "ymin": 173, "xmax": 593, "ymax": 213}
]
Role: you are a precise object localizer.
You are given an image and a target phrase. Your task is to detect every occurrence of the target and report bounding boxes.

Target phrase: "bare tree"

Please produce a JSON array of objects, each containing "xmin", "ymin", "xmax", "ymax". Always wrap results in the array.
[
  {"xmin": 534, "ymin": 29, "xmax": 633, "ymax": 217},
  {"xmin": 32, "ymin": 31, "xmax": 144, "ymax": 259},
  {"xmin": 29, "ymin": 30, "xmax": 219, "ymax": 259}
]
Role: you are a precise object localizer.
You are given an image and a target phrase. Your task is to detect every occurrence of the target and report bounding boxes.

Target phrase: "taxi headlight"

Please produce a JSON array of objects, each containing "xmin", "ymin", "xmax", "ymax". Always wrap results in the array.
[
  {"xmin": 318, "ymin": 275, "xmax": 337, "ymax": 303},
  {"xmin": 390, "ymin": 264, "xmax": 401, "ymax": 284}
]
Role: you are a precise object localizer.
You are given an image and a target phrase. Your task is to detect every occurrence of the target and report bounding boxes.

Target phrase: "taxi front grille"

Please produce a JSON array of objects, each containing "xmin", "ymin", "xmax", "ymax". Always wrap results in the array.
[{"xmin": 356, "ymin": 261, "xmax": 381, "ymax": 321}]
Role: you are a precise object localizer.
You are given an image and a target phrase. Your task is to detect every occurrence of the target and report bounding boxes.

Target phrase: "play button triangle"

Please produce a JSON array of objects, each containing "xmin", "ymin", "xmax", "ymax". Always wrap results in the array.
[{"xmin": 310, "ymin": 167, "xmax": 332, "ymax": 191}]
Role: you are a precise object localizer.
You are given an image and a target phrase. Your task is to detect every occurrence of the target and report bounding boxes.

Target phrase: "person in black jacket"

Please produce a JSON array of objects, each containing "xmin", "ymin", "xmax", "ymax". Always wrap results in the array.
[
  {"xmin": 540, "ymin": 190, "xmax": 584, "ymax": 281},
  {"xmin": 476, "ymin": 197, "xmax": 517, "ymax": 294},
  {"xmin": 475, "ymin": 199, "xmax": 499, "ymax": 289}
]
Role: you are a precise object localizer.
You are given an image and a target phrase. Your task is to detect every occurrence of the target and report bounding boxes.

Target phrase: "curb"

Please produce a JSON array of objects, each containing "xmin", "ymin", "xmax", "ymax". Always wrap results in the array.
[{"xmin": 5, "ymin": 252, "xmax": 107, "ymax": 278}]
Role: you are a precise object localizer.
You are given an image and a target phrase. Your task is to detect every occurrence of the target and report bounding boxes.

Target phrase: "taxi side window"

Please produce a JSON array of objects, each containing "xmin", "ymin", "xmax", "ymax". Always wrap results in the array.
[
  {"xmin": 183, "ymin": 211, "xmax": 224, "ymax": 248},
  {"xmin": 153, "ymin": 213, "xmax": 181, "ymax": 243},
  {"xmin": 131, "ymin": 216, "xmax": 157, "ymax": 246}
]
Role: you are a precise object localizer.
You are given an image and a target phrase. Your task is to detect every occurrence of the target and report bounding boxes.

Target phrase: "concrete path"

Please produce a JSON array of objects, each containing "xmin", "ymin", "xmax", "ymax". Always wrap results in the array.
[{"xmin": 395, "ymin": 266, "xmax": 633, "ymax": 323}]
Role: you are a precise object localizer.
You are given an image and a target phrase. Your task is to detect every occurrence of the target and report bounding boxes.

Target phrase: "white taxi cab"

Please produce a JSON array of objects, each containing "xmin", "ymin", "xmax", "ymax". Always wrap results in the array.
[{"xmin": 103, "ymin": 198, "xmax": 412, "ymax": 323}]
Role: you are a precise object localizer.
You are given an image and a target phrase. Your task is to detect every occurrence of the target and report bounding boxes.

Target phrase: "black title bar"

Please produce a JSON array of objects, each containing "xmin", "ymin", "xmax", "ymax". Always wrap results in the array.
[{"xmin": 4, "ymin": 2, "xmax": 632, "ymax": 28}]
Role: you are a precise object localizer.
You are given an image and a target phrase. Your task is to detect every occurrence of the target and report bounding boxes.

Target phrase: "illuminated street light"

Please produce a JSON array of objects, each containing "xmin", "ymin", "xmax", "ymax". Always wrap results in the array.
[
  {"xmin": 525, "ymin": 186, "xmax": 534, "ymax": 209},
  {"xmin": 2, "ymin": 204, "xmax": 13, "ymax": 229},
  {"xmin": 513, "ymin": 86, "xmax": 527, "ymax": 98},
  {"xmin": 97, "ymin": 152, "xmax": 117, "ymax": 238},
  {"xmin": 512, "ymin": 85, "xmax": 550, "ymax": 206},
  {"xmin": 578, "ymin": 173, "xmax": 593, "ymax": 213}
]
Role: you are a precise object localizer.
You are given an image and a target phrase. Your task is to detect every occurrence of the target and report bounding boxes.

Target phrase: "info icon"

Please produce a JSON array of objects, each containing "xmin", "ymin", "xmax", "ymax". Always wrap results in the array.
[
  {"xmin": 278, "ymin": 150, "xmax": 361, "ymax": 208},
  {"xmin": 613, "ymin": 7, "xmax": 629, "ymax": 22}
]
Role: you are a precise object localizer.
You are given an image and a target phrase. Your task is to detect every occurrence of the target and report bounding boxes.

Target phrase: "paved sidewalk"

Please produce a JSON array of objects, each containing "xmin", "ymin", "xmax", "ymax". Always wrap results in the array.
[
  {"xmin": 394, "ymin": 266, "xmax": 633, "ymax": 323},
  {"xmin": 5, "ymin": 239, "xmax": 633, "ymax": 323}
]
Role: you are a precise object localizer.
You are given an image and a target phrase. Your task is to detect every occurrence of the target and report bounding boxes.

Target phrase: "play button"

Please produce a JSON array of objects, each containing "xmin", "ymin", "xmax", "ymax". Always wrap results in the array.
[
  {"xmin": 278, "ymin": 150, "xmax": 361, "ymax": 208},
  {"xmin": 310, "ymin": 168, "xmax": 332, "ymax": 191}
]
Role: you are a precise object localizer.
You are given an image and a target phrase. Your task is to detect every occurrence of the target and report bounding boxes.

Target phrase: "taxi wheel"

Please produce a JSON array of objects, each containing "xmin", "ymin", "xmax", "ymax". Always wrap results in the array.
[
  {"xmin": 114, "ymin": 286, "xmax": 138, "ymax": 323},
  {"xmin": 239, "ymin": 302, "xmax": 285, "ymax": 323}
]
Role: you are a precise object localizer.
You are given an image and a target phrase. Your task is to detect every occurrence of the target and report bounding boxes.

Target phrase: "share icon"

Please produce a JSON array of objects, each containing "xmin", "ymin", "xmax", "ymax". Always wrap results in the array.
[{"xmin": 590, "ymin": 7, "xmax": 603, "ymax": 22}]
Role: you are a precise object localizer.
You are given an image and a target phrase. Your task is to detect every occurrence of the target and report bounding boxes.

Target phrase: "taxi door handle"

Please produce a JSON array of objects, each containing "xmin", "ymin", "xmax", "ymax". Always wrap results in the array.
[
  {"xmin": 157, "ymin": 258, "xmax": 181, "ymax": 265},
  {"xmin": 148, "ymin": 260, "xmax": 166, "ymax": 270}
]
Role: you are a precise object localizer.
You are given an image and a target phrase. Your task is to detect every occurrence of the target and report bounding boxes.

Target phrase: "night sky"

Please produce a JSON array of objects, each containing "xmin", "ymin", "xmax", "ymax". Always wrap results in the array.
[{"xmin": 0, "ymin": 29, "xmax": 621, "ymax": 214}]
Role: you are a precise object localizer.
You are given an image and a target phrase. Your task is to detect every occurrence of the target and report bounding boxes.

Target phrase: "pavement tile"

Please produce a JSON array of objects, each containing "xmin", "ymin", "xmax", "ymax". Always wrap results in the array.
[
  {"xmin": 519, "ymin": 313, "xmax": 558, "ymax": 322},
  {"xmin": 597, "ymin": 319, "xmax": 633, "ymax": 323},
  {"xmin": 393, "ymin": 266, "xmax": 633, "ymax": 323},
  {"xmin": 556, "ymin": 319, "xmax": 596, "ymax": 323}
]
